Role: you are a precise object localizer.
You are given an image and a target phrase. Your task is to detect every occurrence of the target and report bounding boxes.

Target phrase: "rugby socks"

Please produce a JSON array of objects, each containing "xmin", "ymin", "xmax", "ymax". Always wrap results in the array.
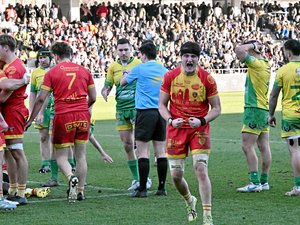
[
  {"xmin": 17, "ymin": 184, "xmax": 26, "ymax": 198},
  {"xmin": 294, "ymin": 176, "xmax": 300, "ymax": 186},
  {"xmin": 156, "ymin": 157, "xmax": 168, "ymax": 190},
  {"xmin": 203, "ymin": 204, "xmax": 212, "ymax": 216},
  {"xmin": 78, "ymin": 186, "xmax": 84, "ymax": 195},
  {"xmin": 68, "ymin": 158, "xmax": 76, "ymax": 170},
  {"xmin": 8, "ymin": 183, "xmax": 18, "ymax": 196},
  {"xmin": 128, "ymin": 160, "xmax": 139, "ymax": 181},
  {"xmin": 260, "ymin": 173, "xmax": 269, "ymax": 184},
  {"xmin": 249, "ymin": 171, "xmax": 260, "ymax": 185},
  {"xmin": 138, "ymin": 158, "xmax": 149, "ymax": 191},
  {"xmin": 50, "ymin": 160, "xmax": 58, "ymax": 181},
  {"xmin": 182, "ymin": 192, "xmax": 193, "ymax": 204},
  {"xmin": 41, "ymin": 159, "xmax": 51, "ymax": 167},
  {"xmin": 67, "ymin": 173, "xmax": 74, "ymax": 181}
]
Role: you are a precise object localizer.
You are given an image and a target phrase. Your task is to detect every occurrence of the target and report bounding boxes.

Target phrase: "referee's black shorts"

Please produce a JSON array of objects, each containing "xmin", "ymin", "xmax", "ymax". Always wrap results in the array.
[{"xmin": 135, "ymin": 109, "xmax": 166, "ymax": 142}]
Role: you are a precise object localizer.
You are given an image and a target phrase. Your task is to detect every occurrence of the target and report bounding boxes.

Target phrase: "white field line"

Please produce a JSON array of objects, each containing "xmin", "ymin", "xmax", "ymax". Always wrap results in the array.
[{"xmin": 27, "ymin": 180, "xmax": 139, "ymax": 204}]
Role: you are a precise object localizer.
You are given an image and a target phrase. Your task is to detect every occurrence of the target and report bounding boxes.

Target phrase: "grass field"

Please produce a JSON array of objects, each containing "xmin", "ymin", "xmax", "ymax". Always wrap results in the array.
[{"xmin": 0, "ymin": 92, "xmax": 297, "ymax": 225}]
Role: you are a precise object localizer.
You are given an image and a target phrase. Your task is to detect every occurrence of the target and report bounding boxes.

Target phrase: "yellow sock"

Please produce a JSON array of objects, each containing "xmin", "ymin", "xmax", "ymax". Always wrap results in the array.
[
  {"xmin": 203, "ymin": 204, "xmax": 212, "ymax": 216},
  {"xmin": 182, "ymin": 192, "xmax": 193, "ymax": 204},
  {"xmin": 67, "ymin": 173, "xmax": 74, "ymax": 181},
  {"xmin": 78, "ymin": 187, "xmax": 84, "ymax": 194},
  {"xmin": 8, "ymin": 183, "xmax": 18, "ymax": 196},
  {"xmin": 17, "ymin": 184, "xmax": 26, "ymax": 198}
]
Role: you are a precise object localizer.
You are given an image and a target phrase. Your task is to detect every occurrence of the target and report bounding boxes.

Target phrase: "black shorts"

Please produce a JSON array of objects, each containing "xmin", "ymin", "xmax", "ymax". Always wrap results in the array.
[{"xmin": 135, "ymin": 109, "xmax": 166, "ymax": 142}]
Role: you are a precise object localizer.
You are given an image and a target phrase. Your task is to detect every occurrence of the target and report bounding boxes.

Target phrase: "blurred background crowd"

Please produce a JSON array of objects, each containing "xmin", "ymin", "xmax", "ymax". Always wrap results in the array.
[{"xmin": 0, "ymin": 1, "xmax": 299, "ymax": 77}]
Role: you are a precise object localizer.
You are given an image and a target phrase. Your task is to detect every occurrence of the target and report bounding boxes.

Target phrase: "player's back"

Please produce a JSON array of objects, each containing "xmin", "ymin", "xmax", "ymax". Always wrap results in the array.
[{"xmin": 42, "ymin": 61, "xmax": 94, "ymax": 114}]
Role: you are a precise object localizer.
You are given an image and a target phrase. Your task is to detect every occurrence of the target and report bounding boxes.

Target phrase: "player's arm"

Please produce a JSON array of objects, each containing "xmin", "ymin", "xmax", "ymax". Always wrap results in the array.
[
  {"xmin": 0, "ymin": 112, "xmax": 9, "ymax": 133},
  {"xmin": 89, "ymin": 134, "xmax": 113, "ymax": 163},
  {"xmin": 36, "ymin": 95, "xmax": 50, "ymax": 125},
  {"xmin": 25, "ymin": 89, "xmax": 50, "ymax": 130},
  {"xmin": 206, "ymin": 95, "xmax": 221, "ymax": 123},
  {"xmin": 29, "ymin": 91, "xmax": 37, "ymax": 114},
  {"xmin": 120, "ymin": 76, "xmax": 128, "ymax": 86},
  {"xmin": 158, "ymin": 91, "xmax": 171, "ymax": 120},
  {"xmin": 101, "ymin": 85, "xmax": 112, "ymax": 102},
  {"xmin": 88, "ymin": 86, "xmax": 97, "ymax": 108},
  {"xmin": 0, "ymin": 72, "xmax": 30, "ymax": 91},
  {"xmin": 268, "ymin": 86, "xmax": 281, "ymax": 127},
  {"xmin": 235, "ymin": 42, "xmax": 262, "ymax": 62}
]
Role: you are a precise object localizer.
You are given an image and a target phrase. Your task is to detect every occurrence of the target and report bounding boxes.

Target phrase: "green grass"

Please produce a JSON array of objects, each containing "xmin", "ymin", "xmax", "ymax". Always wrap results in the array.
[{"xmin": 1, "ymin": 92, "xmax": 296, "ymax": 225}]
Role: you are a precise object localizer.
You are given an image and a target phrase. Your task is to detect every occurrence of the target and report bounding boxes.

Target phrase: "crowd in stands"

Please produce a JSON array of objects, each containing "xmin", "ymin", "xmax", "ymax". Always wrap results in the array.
[{"xmin": 0, "ymin": 1, "xmax": 299, "ymax": 76}]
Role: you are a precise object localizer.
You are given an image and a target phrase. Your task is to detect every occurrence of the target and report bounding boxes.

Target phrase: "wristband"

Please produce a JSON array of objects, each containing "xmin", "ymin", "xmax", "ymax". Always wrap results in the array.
[{"xmin": 198, "ymin": 117, "xmax": 206, "ymax": 126}]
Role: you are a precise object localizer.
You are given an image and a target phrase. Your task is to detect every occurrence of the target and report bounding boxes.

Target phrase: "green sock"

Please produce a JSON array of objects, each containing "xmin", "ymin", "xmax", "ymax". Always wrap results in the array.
[
  {"xmin": 295, "ymin": 176, "xmax": 300, "ymax": 186},
  {"xmin": 249, "ymin": 171, "xmax": 260, "ymax": 185},
  {"xmin": 50, "ymin": 160, "xmax": 58, "ymax": 180},
  {"xmin": 68, "ymin": 158, "xmax": 76, "ymax": 168},
  {"xmin": 128, "ymin": 160, "xmax": 139, "ymax": 181},
  {"xmin": 260, "ymin": 173, "xmax": 269, "ymax": 184},
  {"xmin": 42, "ymin": 160, "xmax": 51, "ymax": 167}
]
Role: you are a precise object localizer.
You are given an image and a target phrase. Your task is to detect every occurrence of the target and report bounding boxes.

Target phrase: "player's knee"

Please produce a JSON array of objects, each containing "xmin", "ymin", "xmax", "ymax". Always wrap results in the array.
[
  {"xmin": 169, "ymin": 158, "xmax": 185, "ymax": 178},
  {"xmin": 193, "ymin": 154, "xmax": 209, "ymax": 168}
]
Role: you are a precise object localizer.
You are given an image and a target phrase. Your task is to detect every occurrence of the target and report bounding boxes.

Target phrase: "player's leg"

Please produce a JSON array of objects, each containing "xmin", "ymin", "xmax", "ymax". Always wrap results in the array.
[
  {"xmin": 73, "ymin": 143, "xmax": 87, "ymax": 200},
  {"xmin": 5, "ymin": 139, "xmax": 28, "ymax": 205},
  {"xmin": 257, "ymin": 131, "xmax": 272, "ymax": 190},
  {"xmin": 131, "ymin": 140, "xmax": 150, "ymax": 197},
  {"xmin": 237, "ymin": 131, "xmax": 262, "ymax": 192},
  {"xmin": 193, "ymin": 154, "xmax": 213, "ymax": 225},
  {"xmin": 153, "ymin": 140, "xmax": 167, "ymax": 195},
  {"xmin": 0, "ymin": 150, "xmax": 16, "ymax": 210},
  {"xmin": 117, "ymin": 110, "xmax": 139, "ymax": 190},
  {"xmin": 152, "ymin": 112, "xmax": 167, "ymax": 195},
  {"xmin": 285, "ymin": 137, "xmax": 300, "ymax": 196},
  {"xmin": 38, "ymin": 128, "xmax": 51, "ymax": 173}
]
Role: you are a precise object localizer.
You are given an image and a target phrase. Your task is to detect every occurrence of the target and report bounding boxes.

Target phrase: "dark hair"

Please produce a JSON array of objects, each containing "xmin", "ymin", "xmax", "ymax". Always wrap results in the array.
[
  {"xmin": 50, "ymin": 41, "xmax": 72, "ymax": 59},
  {"xmin": 0, "ymin": 34, "xmax": 16, "ymax": 52},
  {"xmin": 284, "ymin": 39, "xmax": 300, "ymax": 56},
  {"xmin": 139, "ymin": 41, "xmax": 156, "ymax": 60},
  {"xmin": 117, "ymin": 38, "xmax": 130, "ymax": 46},
  {"xmin": 180, "ymin": 41, "xmax": 200, "ymax": 57}
]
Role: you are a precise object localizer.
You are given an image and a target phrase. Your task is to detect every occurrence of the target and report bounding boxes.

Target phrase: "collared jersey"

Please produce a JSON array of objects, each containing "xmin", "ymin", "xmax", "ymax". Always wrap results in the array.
[
  {"xmin": 274, "ymin": 60, "xmax": 300, "ymax": 120},
  {"xmin": 41, "ymin": 61, "xmax": 95, "ymax": 114},
  {"xmin": 125, "ymin": 60, "xmax": 168, "ymax": 109},
  {"xmin": 1, "ymin": 58, "xmax": 27, "ymax": 109},
  {"xmin": 31, "ymin": 67, "xmax": 54, "ymax": 110},
  {"xmin": 161, "ymin": 66, "xmax": 218, "ymax": 128},
  {"xmin": 104, "ymin": 57, "xmax": 141, "ymax": 110},
  {"xmin": 244, "ymin": 54, "xmax": 271, "ymax": 110}
]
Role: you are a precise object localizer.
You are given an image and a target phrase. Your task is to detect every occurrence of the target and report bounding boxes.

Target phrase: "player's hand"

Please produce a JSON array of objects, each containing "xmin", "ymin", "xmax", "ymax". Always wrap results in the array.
[
  {"xmin": 36, "ymin": 113, "xmax": 44, "ymax": 125},
  {"xmin": 188, "ymin": 117, "xmax": 201, "ymax": 129},
  {"xmin": 171, "ymin": 118, "xmax": 184, "ymax": 128},
  {"xmin": 268, "ymin": 116, "xmax": 276, "ymax": 127},
  {"xmin": 0, "ymin": 118, "xmax": 9, "ymax": 133},
  {"xmin": 101, "ymin": 89, "xmax": 109, "ymax": 102},
  {"xmin": 102, "ymin": 153, "xmax": 113, "ymax": 163},
  {"xmin": 23, "ymin": 72, "xmax": 31, "ymax": 85}
]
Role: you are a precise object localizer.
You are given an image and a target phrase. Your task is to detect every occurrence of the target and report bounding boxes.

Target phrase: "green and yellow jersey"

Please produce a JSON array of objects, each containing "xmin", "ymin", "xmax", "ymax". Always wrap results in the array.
[
  {"xmin": 274, "ymin": 60, "xmax": 300, "ymax": 120},
  {"xmin": 31, "ymin": 67, "xmax": 54, "ymax": 113},
  {"xmin": 244, "ymin": 54, "xmax": 271, "ymax": 110},
  {"xmin": 104, "ymin": 57, "xmax": 141, "ymax": 110}
]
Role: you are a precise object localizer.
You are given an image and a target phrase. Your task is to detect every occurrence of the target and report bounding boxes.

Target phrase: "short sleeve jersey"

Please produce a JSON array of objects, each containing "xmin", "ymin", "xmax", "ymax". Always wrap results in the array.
[
  {"xmin": 104, "ymin": 57, "xmax": 141, "ymax": 110},
  {"xmin": 274, "ymin": 60, "xmax": 300, "ymax": 120},
  {"xmin": 41, "ymin": 61, "xmax": 95, "ymax": 114},
  {"xmin": 244, "ymin": 54, "xmax": 270, "ymax": 110},
  {"xmin": 2, "ymin": 58, "xmax": 27, "ymax": 110},
  {"xmin": 161, "ymin": 66, "xmax": 218, "ymax": 128},
  {"xmin": 31, "ymin": 67, "xmax": 54, "ymax": 110},
  {"xmin": 125, "ymin": 60, "xmax": 168, "ymax": 109}
]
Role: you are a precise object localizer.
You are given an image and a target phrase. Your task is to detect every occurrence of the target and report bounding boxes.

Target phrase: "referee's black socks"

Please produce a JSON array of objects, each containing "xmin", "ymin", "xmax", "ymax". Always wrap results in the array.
[
  {"xmin": 138, "ymin": 158, "xmax": 149, "ymax": 191},
  {"xmin": 157, "ymin": 157, "xmax": 168, "ymax": 190}
]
